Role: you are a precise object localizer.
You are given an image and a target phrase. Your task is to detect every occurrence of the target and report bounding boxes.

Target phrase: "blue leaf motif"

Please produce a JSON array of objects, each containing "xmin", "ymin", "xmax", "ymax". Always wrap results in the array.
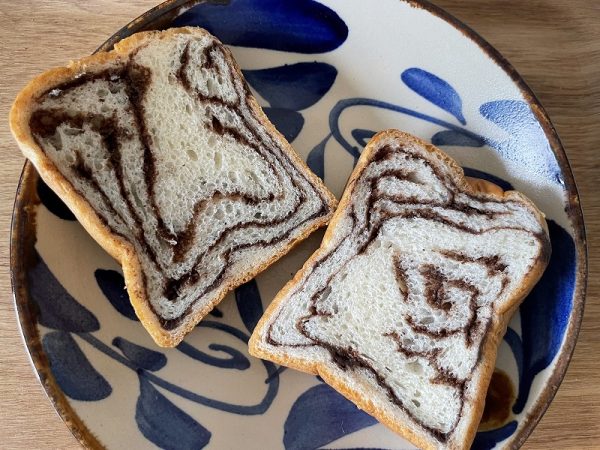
[
  {"xmin": 94, "ymin": 269, "xmax": 138, "ymax": 321},
  {"xmin": 43, "ymin": 331, "xmax": 111, "ymax": 401},
  {"xmin": 113, "ymin": 337, "xmax": 166, "ymax": 371},
  {"xmin": 479, "ymin": 100, "xmax": 561, "ymax": 182},
  {"xmin": 243, "ymin": 62, "xmax": 337, "ymax": 111},
  {"xmin": 462, "ymin": 167, "xmax": 514, "ymax": 192},
  {"xmin": 173, "ymin": 0, "xmax": 348, "ymax": 54},
  {"xmin": 432, "ymin": 130, "xmax": 485, "ymax": 147},
  {"xmin": 328, "ymin": 98, "xmax": 487, "ymax": 163},
  {"xmin": 235, "ymin": 279, "xmax": 263, "ymax": 333},
  {"xmin": 351, "ymin": 129, "xmax": 376, "ymax": 148},
  {"xmin": 401, "ymin": 68, "xmax": 466, "ymax": 124},
  {"xmin": 284, "ymin": 383, "xmax": 377, "ymax": 449},
  {"xmin": 306, "ymin": 134, "xmax": 330, "ymax": 180},
  {"xmin": 514, "ymin": 219, "xmax": 575, "ymax": 413},
  {"xmin": 29, "ymin": 253, "xmax": 99, "ymax": 332},
  {"xmin": 177, "ymin": 341, "xmax": 250, "ymax": 370},
  {"xmin": 473, "ymin": 421, "xmax": 518, "ymax": 450},
  {"xmin": 263, "ymin": 108, "xmax": 304, "ymax": 142},
  {"xmin": 136, "ymin": 375, "xmax": 211, "ymax": 449},
  {"xmin": 37, "ymin": 179, "xmax": 76, "ymax": 221}
]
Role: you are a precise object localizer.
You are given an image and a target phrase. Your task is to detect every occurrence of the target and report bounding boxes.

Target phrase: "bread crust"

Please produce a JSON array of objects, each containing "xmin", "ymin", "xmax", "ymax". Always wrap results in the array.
[
  {"xmin": 10, "ymin": 27, "xmax": 337, "ymax": 347},
  {"xmin": 249, "ymin": 130, "xmax": 550, "ymax": 450}
]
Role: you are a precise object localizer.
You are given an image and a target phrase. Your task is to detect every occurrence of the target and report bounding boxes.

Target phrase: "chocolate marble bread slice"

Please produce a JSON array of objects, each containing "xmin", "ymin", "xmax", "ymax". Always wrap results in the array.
[
  {"xmin": 249, "ymin": 130, "xmax": 550, "ymax": 450},
  {"xmin": 10, "ymin": 27, "xmax": 337, "ymax": 347}
]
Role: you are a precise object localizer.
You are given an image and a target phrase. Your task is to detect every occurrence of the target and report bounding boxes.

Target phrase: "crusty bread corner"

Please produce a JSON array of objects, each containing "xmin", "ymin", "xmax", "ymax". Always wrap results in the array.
[
  {"xmin": 249, "ymin": 130, "xmax": 550, "ymax": 449},
  {"xmin": 10, "ymin": 27, "xmax": 337, "ymax": 347}
]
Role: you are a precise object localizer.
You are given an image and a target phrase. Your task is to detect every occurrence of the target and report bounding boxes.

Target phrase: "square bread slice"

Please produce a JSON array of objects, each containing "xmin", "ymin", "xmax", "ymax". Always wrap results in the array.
[
  {"xmin": 10, "ymin": 27, "xmax": 337, "ymax": 347},
  {"xmin": 249, "ymin": 130, "xmax": 550, "ymax": 450}
]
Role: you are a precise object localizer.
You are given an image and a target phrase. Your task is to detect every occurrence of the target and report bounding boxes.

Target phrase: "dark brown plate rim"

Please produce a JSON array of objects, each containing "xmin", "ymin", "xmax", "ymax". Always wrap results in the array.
[{"xmin": 10, "ymin": 1, "xmax": 587, "ymax": 449}]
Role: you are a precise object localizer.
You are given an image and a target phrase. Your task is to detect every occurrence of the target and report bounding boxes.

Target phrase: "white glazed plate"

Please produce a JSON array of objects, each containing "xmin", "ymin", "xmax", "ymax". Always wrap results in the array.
[{"xmin": 11, "ymin": 1, "xmax": 586, "ymax": 449}]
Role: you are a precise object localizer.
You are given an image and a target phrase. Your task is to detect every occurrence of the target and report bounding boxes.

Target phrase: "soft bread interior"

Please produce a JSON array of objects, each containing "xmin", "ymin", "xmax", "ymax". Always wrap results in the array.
[
  {"xmin": 251, "ymin": 131, "xmax": 550, "ymax": 449},
  {"xmin": 16, "ymin": 28, "xmax": 335, "ymax": 344}
]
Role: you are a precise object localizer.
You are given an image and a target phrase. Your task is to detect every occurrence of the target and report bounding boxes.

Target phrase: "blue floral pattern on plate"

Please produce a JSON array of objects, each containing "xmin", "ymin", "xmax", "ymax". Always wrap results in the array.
[{"xmin": 17, "ymin": 0, "xmax": 583, "ymax": 449}]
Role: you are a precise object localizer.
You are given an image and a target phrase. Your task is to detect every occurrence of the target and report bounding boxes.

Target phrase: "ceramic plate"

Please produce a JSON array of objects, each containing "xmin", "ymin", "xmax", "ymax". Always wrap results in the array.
[{"xmin": 11, "ymin": 1, "xmax": 586, "ymax": 449}]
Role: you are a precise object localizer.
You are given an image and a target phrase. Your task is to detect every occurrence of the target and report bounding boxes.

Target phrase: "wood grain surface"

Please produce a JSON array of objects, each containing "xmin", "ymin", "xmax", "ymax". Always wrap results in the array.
[{"xmin": 0, "ymin": 1, "xmax": 598, "ymax": 448}]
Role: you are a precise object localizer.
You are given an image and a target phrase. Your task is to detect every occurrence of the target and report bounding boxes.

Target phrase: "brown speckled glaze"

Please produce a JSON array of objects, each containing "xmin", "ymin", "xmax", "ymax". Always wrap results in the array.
[{"xmin": 10, "ymin": 0, "xmax": 587, "ymax": 449}]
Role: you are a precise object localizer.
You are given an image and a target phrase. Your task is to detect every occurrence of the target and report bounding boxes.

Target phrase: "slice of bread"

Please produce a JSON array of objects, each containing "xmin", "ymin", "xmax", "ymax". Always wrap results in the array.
[
  {"xmin": 249, "ymin": 130, "xmax": 550, "ymax": 450},
  {"xmin": 10, "ymin": 27, "xmax": 337, "ymax": 347}
]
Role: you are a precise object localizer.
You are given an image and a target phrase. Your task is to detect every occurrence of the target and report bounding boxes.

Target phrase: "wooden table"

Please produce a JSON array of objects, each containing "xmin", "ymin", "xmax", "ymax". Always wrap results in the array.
[{"xmin": 0, "ymin": 1, "xmax": 598, "ymax": 448}]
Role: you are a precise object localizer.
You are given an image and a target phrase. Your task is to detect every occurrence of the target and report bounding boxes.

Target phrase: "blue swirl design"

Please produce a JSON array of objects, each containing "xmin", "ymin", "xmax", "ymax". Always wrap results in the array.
[
  {"xmin": 306, "ymin": 67, "xmax": 562, "ymax": 186},
  {"xmin": 308, "ymin": 95, "xmax": 489, "ymax": 173},
  {"xmin": 177, "ymin": 340, "xmax": 250, "ymax": 370}
]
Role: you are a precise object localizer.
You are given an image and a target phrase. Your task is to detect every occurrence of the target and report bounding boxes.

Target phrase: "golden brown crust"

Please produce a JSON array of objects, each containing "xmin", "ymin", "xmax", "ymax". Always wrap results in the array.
[
  {"xmin": 10, "ymin": 27, "xmax": 337, "ymax": 347},
  {"xmin": 249, "ymin": 129, "xmax": 550, "ymax": 450}
]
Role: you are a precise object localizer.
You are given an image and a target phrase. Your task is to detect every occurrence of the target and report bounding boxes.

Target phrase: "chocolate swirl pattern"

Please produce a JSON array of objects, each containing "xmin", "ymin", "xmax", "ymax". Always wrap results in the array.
[
  {"xmin": 251, "ymin": 131, "xmax": 550, "ymax": 448},
  {"xmin": 17, "ymin": 29, "xmax": 335, "ymax": 346}
]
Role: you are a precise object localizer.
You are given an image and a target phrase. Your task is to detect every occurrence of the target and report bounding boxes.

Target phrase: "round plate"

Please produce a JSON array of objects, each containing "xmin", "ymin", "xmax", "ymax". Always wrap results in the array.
[{"xmin": 11, "ymin": 1, "xmax": 586, "ymax": 449}]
